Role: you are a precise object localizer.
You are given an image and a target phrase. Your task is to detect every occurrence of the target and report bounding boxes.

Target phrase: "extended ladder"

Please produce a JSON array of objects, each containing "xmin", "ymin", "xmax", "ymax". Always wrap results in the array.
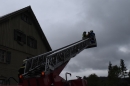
[{"xmin": 23, "ymin": 36, "xmax": 97, "ymax": 78}]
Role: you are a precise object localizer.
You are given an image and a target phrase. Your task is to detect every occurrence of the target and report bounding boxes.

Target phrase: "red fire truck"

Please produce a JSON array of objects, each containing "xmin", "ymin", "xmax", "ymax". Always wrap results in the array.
[{"xmin": 5, "ymin": 32, "xmax": 97, "ymax": 86}]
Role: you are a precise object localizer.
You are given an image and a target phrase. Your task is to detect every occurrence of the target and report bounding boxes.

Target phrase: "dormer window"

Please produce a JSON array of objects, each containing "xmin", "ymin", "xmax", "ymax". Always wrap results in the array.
[{"xmin": 21, "ymin": 13, "xmax": 32, "ymax": 25}]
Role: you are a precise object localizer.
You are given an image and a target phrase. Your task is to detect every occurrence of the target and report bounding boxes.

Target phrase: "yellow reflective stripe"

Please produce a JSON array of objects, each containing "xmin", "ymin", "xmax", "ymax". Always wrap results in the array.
[{"xmin": 20, "ymin": 66, "xmax": 25, "ymax": 68}]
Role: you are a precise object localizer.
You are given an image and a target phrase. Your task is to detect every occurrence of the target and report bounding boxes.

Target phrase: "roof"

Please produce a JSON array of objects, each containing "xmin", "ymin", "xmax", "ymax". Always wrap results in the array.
[{"xmin": 0, "ymin": 6, "xmax": 52, "ymax": 51}]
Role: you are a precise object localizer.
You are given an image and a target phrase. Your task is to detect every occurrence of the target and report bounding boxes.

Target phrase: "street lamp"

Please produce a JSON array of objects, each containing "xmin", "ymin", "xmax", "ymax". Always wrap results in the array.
[{"xmin": 65, "ymin": 72, "xmax": 71, "ymax": 81}]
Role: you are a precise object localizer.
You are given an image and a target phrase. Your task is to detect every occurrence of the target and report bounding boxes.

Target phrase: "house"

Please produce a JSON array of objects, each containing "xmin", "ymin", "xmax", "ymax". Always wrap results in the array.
[{"xmin": 0, "ymin": 6, "xmax": 52, "ymax": 84}]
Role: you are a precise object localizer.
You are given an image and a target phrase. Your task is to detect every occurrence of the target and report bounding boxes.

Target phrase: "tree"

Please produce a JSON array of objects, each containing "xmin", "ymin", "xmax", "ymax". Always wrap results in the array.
[
  {"xmin": 128, "ymin": 70, "xmax": 130, "ymax": 79},
  {"xmin": 108, "ymin": 61, "xmax": 112, "ymax": 79},
  {"xmin": 87, "ymin": 73, "xmax": 99, "ymax": 86},
  {"xmin": 111, "ymin": 65, "xmax": 121, "ymax": 78},
  {"xmin": 108, "ymin": 61, "xmax": 112, "ymax": 71},
  {"xmin": 108, "ymin": 64, "xmax": 121, "ymax": 86},
  {"xmin": 107, "ymin": 59, "xmax": 128, "ymax": 86},
  {"xmin": 120, "ymin": 59, "xmax": 127, "ymax": 78},
  {"xmin": 83, "ymin": 76, "xmax": 87, "ymax": 80}
]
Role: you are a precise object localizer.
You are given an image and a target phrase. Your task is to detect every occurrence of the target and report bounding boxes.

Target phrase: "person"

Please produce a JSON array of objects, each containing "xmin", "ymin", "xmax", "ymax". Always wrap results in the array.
[
  {"xmin": 87, "ymin": 32, "xmax": 90, "ymax": 38},
  {"xmin": 18, "ymin": 59, "xmax": 27, "ymax": 83},
  {"xmin": 82, "ymin": 31, "xmax": 87, "ymax": 40},
  {"xmin": 89, "ymin": 30, "xmax": 95, "ymax": 43},
  {"xmin": 18, "ymin": 59, "xmax": 27, "ymax": 74}
]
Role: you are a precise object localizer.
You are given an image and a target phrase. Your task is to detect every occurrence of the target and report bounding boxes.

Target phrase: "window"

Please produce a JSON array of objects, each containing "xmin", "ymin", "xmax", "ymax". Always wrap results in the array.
[
  {"xmin": 0, "ymin": 49, "xmax": 11, "ymax": 64},
  {"xmin": 27, "ymin": 36, "xmax": 37, "ymax": 49},
  {"xmin": 14, "ymin": 29, "xmax": 26, "ymax": 45},
  {"xmin": 21, "ymin": 14, "xmax": 32, "ymax": 25}
]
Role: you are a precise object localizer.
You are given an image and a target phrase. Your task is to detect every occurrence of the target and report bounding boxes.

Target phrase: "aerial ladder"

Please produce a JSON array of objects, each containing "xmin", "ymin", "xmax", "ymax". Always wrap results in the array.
[{"xmin": 18, "ymin": 32, "xmax": 97, "ymax": 86}]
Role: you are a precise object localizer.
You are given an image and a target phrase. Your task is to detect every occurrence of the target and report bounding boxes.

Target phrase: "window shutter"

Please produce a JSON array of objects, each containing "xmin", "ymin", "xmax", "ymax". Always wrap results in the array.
[
  {"xmin": 14, "ymin": 30, "xmax": 17, "ymax": 40},
  {"xmin": 22, "ymin": 33, "xmax": 26, "ymax": 44},
  {"xmin": 35, "ymin": 40, "xmax": 37, "ymax": 49},
  {"xmin": 27, "ymin": 36, "xmax": 30, "ymax": 46},
  {"xmin": 6, "ymin": 51, "xmax": 11, "ymax": 64}
]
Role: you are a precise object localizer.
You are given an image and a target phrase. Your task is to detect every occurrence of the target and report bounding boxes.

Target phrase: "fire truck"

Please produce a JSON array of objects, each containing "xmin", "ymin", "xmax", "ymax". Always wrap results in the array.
[{"xmin": 6, "ymin": 32, "xmax": 97, "ymax": 86}]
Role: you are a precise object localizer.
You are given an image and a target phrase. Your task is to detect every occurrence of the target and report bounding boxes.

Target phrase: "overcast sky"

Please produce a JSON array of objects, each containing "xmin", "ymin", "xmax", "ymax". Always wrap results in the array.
[{"xmin": 1, "ymin": 0, "xmax": 130, "ymax": 80}]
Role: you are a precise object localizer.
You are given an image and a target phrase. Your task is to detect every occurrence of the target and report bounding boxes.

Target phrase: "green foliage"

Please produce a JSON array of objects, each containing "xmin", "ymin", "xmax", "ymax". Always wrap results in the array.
[
  {"xmin": 108, "ymin": 65, "xmax": 121, "ymax": 85},
  {"xmin": 120, "ymin": 59, "xmax": 127, "ymax": 78},
  {"xmin": 108, "ymin": 62, "xmax": 112, "ymax": 77},
  {"xmin": 108, "ymin": 61, "xmax": 112, "ymax": 71},
  {"xmin": 128, "ymin": 71, "xmax": 130, "ymax": 79},
  {"xmin": 83, "ymin": 76, "xmax": 87, "ymax": 80},
  {"xmin": 84, "ymin": 59, "xmax": 130, "ymax": 86},
  {"xmin": 88, "ymin": 73, "xmax": 98, "ymax": 81},
  {"xmin": 87, "ymin": 73, "xmax": 99, "ymax": 86},
  {"xmin": 107, "ymin": 59, "xmax": 129, "ymax": 86},
  {"xmin": 108, "ymin": 62, "xmax": 121, "ymax": 78}
]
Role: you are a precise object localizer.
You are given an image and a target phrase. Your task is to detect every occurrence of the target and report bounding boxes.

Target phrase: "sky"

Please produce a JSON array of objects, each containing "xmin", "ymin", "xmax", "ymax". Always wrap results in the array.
[{"xmin": 1, "ymin": 0, "xmax": 130, "ymax": 80}]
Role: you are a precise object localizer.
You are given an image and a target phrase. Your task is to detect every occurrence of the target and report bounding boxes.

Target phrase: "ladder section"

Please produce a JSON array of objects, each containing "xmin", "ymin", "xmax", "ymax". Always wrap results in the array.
[
  {"xmin": 44, "ymin": 38, "xmax": 91, "ymax": 72},
  {"xmin": 23, "ymin": 37, "xmax": 96, "ymax": 77},
  {"xmin": 23, "ymin": 39, "xmax": 88, "ymax": 76}
]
